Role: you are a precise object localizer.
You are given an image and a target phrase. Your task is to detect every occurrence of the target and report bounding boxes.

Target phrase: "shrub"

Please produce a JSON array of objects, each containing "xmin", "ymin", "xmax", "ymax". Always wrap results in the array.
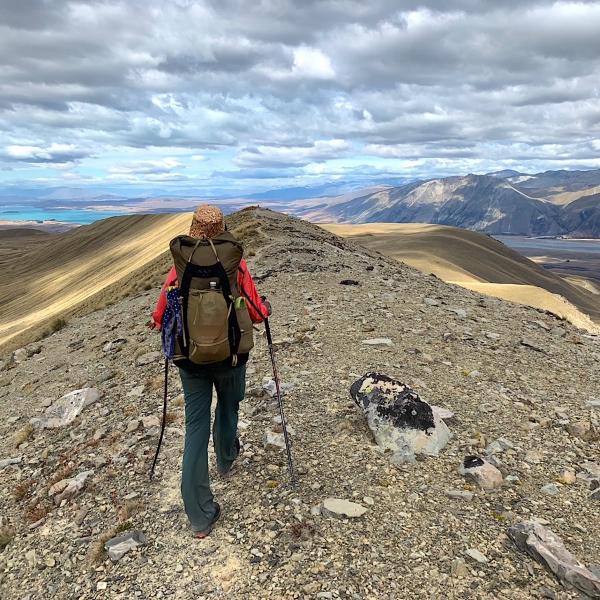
[{"xmin": 0, "ymin": 526, "xmax": 16, "ymax": 552}]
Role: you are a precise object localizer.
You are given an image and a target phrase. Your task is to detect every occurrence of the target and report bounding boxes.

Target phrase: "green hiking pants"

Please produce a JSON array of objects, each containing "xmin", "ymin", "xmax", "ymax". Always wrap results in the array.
[{"xmin": 178, "ymin": 364, "xmax": 246, "ymax": 532}]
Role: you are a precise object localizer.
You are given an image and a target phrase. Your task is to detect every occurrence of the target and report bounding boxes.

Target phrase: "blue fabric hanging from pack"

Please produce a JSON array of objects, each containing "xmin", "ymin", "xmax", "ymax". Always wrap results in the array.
[{"xmin": 161, "ymin": 286, "xmax": 182, "ymax": 360}]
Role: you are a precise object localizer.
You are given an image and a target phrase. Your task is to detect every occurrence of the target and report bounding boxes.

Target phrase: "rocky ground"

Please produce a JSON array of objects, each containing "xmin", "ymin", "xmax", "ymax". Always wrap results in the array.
[{"xmin": 1, "ymin": 207, "xmax": 599, "ymax": 600}]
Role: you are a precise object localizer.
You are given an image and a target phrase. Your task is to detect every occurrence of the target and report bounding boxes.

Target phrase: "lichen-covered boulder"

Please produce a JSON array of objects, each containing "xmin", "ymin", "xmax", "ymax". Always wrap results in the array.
[{"xmin": 350, "ymin": 372, "xmax": 452, "ymax": 464}]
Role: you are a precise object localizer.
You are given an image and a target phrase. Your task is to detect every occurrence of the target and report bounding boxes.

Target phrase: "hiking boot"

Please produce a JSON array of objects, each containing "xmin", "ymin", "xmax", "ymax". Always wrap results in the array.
[{"xmin": 192, "ymin": 502, "xmax": 221, "ymax": 539}]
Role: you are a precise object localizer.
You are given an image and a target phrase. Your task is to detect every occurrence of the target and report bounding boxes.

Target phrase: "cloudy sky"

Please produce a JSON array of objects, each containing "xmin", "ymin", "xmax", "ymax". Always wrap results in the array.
[{"xmin": 1, "ymin": 0, "xmax": 600, "ymax": 194}]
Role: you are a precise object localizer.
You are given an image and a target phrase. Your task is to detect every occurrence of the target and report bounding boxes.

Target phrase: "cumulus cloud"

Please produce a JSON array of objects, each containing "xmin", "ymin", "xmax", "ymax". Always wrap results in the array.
[
  {"xmin": 108, "ymin": 158, "xmax": 183, "ymax": 175},
  {"xmin": 0, "ymin": 0, "xmax": 599, "ymax": 190},
  {"xmin": 0, "ymin": 143, "xmax": 91, "ymax": 165}
]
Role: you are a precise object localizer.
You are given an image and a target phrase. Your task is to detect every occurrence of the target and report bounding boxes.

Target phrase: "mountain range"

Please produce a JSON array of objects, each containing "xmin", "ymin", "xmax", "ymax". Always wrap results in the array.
[
  {"xmin": 2, "ymin": 168, "xmax": 600, "ymax": 237},
  {"xmin": 297, "ymin": 170, "xmax": 600, "ymax": 237}
]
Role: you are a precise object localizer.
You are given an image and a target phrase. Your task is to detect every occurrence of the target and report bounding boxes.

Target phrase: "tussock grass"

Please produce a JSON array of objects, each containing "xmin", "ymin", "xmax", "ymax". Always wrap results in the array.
[
  {"xmin": 0, "ymin": 526, "xmax": 16, "ymax": 552},
  {"xmin": 230, "ymin": 218, "xmax": 268, "ymax": 252},
  {"xmin": 12, "ymin": 477, "xmax": 36, "ymax": 501},
  {"xmin": 14, "ymin": 423, "xmax": 33, "ymax": 447},
  {"xmin": 163, "ymin": 412, "xmax": 178, "ymax": 425},
  {"xmin": 119, "ymin": 500, "xmax": 144, "ymax": 523},
  {"xmin": 23, "ymin": 500, "xmax": 52, "ymax": 525},
  {"xmin": 88, "ymin": 528, "xmax": 116, "ymax": 565}
]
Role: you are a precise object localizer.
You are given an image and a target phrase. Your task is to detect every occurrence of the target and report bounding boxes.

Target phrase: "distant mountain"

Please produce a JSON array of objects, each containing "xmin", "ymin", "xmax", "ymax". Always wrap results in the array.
[
  {"xmin": 235, "ymin": 179, "xmax": 413, "ymax": 201},
  {"xmin": 2, "ymin": 168, "xmax": 600, "ymax": 237},
  {"xmin": 308, "ymin": 172, "xmax": 600, "ymax": 238},
  {"xmin": 507, "ymin": 168, "xmax": 600, "ymax": 191},
  {"xmin": 38, "ymin": 187, "xmax": 127, "ymax": 201},
  {"xmin": 488, "ymin": 169, "xmax": 524, "ymax": 179}
]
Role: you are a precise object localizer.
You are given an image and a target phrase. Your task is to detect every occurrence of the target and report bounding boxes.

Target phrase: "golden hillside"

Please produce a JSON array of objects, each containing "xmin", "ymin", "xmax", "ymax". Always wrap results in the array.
[
  {"xmin": 2, "ymin": 213, "xmax": 599, "ymax": 354},
  {"xmin": 0, "ymin": 213, "xmax": 192, "ymax": 352},
  {"xmin": 323, "ymin": 222, "xmax": 600, "ymax": 331}
]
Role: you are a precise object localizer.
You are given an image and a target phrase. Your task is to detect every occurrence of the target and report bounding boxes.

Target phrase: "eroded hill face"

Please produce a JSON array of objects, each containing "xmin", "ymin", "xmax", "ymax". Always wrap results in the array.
[
  {"xmin": 1, "ymin": 207, "xmax": 599, "ymax": 599},
  {"xmin": 302, "ymin": 173, "xmax": 600, "ymax": 238},
  {"xmin": 323, "ymin": 222, "xmax": 600, "ymax": 330}
]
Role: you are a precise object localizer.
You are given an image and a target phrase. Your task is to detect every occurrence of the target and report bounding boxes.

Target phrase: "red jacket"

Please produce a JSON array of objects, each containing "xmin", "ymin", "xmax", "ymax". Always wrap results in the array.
[{"xmin": 152, "ymin": 259, "xmax": 268, "ymax": 329}]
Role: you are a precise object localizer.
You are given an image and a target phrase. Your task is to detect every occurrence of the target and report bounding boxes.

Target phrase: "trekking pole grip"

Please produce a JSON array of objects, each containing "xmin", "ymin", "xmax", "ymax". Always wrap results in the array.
[{"xmin": 263, "ymin": 316, "xmax": 273, "ymax": 346}]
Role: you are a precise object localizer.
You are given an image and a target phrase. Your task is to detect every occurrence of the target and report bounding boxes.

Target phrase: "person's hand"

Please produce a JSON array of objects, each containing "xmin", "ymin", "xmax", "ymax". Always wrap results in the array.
[
  {"xmin": 263, "ymin": 300, "xmax": 272, "ymax": 316},
  {"xmin": 260, "ymin": 296, "xmax": 272, "ymax": 316}
]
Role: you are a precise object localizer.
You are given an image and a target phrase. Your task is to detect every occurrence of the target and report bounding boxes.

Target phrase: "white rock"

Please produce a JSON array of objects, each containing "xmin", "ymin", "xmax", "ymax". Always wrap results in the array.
[
  {"xmin": 508, "ymin": 521, "xmax": 600, "ymax": 597},
  {"xmin": 431, "ymin": 406, "xmax": 454, "ymax": 420},
  {"xmin": 13, "ymin": 348, "xmax": 27, "ymax": 363},
  {"xmin": 136, "ymin": 351, "xmax": 162, "ymax": 366},
  {"xmin": 30, "ymin": 388, "xmax": 102, "ymax": 428},
  {"xmin": 465, "ymin": 548, "xmax": 488, "ymax": 563},
  {"xmin": 263, "ymin": 431, "xmax": 286, "ymax": 451},
  {"xmin": 444, "ymin": 489, "xmax": 474, "ymax": 501},
  {"xmin": 321, "ymin": 498, "xmax": 368, "ymax": 519},
  {"xmin": 0, "ymin": 456, "xmax": 23, "ymax": 469},
  {"xmin": 54, "ymin": 470, "xmax": 94, "ymax": 504},
  {"xmin": 104, "ymin": 530, "xmax": 146, "ymax": 561},
  {"xmin": 126, "ymin": 386, "xmax": 145, "ymax": 397},
  {"xmin": 451, "ymin": 557, "xmax": 468, "ymax": 577},
  {"xmin": 540, "ymin": 483, "xmax": 560, "ymax": 496},
  {"xmin": 361, "ymin": 338, "xmax": 394, "ymax": 346},
  {"xmin": 350, "ymin": 373, "xmax": 452, "ymax": 465}
]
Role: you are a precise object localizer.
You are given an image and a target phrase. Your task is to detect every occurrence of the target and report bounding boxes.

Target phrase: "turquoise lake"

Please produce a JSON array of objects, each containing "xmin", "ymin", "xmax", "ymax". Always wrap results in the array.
[{"xmin": 0, "ymin": 206, "xmax": 135, "ymax": 224}]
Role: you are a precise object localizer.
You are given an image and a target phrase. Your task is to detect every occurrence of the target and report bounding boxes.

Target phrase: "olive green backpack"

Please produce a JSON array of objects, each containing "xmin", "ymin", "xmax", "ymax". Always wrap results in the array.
[{"xmin": 169, "ymin": 232, "xmax": 254, "ymax": 365}]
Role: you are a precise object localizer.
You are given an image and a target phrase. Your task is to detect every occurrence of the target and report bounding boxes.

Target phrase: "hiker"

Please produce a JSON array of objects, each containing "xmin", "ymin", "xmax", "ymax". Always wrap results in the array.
[{"xmin": 151, "ymin": 204, "xmax": 271, "ymax": 538}]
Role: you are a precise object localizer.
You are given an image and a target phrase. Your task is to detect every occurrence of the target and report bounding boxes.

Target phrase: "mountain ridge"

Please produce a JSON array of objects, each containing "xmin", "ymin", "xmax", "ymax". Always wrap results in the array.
[{"xmin": 1, "ymin": 206, "xmax": 599, "ymax": 599}]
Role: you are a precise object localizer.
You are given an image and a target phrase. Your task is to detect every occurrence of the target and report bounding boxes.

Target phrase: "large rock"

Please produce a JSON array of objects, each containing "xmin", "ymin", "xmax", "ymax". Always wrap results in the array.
[
  {"xmin": 350, "ymin": 372, "xmax": 452, "ymax": 464},
  {"xmin": 507, "ymin": 521, "xmax": 600, "ymax": 598},
  {"xmin": 53, "ymin": 470, "xmax": 94, "ymax": 504},
  {"xmin": 30, "ymin": 388, "xmax": 102, "ymax": 428},
  {"xmin": 104, "ymin": 530, "xmax": 146, "ymax": 561},
  {"xmin": 459, "ymin": 456, "xmax": 503, "ymax": 489},
  {"xmin": 321, "ymin": 498, "xmax": 368, "ymax": 519}
]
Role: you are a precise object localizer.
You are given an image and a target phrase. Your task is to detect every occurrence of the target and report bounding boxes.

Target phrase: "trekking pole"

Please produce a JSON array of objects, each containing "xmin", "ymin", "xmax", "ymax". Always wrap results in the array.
[
  {"xmin": 263, "ymin": 316, "xmax": 297, "ymax": 491},
  {"xmin": 241, "ymin": 289, "xmax": 297, "ymax": 490},
  {"xmin": 149, "ymin": 357, "xmax": 169, "ymax": 481}
]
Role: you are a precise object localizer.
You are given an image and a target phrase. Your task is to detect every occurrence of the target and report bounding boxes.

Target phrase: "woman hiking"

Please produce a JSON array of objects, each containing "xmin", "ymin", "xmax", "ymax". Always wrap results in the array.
[{"xmin": 152, "ymin": 204, "xmax": 270, "ymax": 538}]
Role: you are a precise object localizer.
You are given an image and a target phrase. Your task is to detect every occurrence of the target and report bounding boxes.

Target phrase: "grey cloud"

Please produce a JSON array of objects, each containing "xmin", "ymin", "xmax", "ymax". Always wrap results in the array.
[
  {"xmin": 0, "ymin": 0, "xmax": 599, "ymax": 178},
  {"xmin": 0, "ymin": 145, "xmax": 91, "ymax": 165}
]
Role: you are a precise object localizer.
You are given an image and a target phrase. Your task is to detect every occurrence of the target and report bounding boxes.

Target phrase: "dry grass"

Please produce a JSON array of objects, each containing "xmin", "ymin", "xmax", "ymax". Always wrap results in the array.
[
  {"xmin": 12, "ymin": 477, "xmax": 36, "ymax": 501},
  {"xmin": 230, "ymin": 219, "xmax": 268, "ymax": 251},
  {"xmin": 0, "ymin": 526, "xmax": 16, "ymax": 551},
  {"xmin": 23, "ymin": 500, "xmax": 52, "ymax": 525},
  {"xmin": 14, "ymin": 423, "xmax": 33, "ymax": 447},
  {"xmin": 118, "ymin": 500, "xmax": 144, "ymax": 522},
  {"xmin": 336, "ymin": 420, "xmax": 353, "ymax": 432},
  {"xmin": 88, "ymin": 528, "xmax": 116, "ymax": 565},
  {"xmin": 163, "ymin": 411, "xmax": 178, "ymax": 425},
  {"xmin": 0, "ymin": 212, "xmax": 191, "ymax": 353}
]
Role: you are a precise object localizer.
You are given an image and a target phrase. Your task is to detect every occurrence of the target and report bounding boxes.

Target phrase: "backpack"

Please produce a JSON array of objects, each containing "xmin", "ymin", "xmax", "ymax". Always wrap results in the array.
[{"xmin": 169, "ymin": 232, "xmax": 254, "ymax": 365}]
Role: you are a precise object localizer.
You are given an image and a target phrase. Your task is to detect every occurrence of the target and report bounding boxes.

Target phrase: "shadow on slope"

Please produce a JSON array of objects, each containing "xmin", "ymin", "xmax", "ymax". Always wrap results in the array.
[
  {"xmin": 0, "ymin": 208, "xmax": 270, "ymax": 354},
  {"xmin": 323, "ymin": 223, "xmax": 600, "ymax": 327},
  {"xmin": 0, "ymin": 213, "xmax": 191, "ymax": 353}
]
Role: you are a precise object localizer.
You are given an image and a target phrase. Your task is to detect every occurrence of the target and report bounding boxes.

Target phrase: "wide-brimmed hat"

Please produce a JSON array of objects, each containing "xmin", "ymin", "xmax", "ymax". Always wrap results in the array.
[{"xmin": 189, "ymin": 204, "xmax": 225, "ymax": 239}]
